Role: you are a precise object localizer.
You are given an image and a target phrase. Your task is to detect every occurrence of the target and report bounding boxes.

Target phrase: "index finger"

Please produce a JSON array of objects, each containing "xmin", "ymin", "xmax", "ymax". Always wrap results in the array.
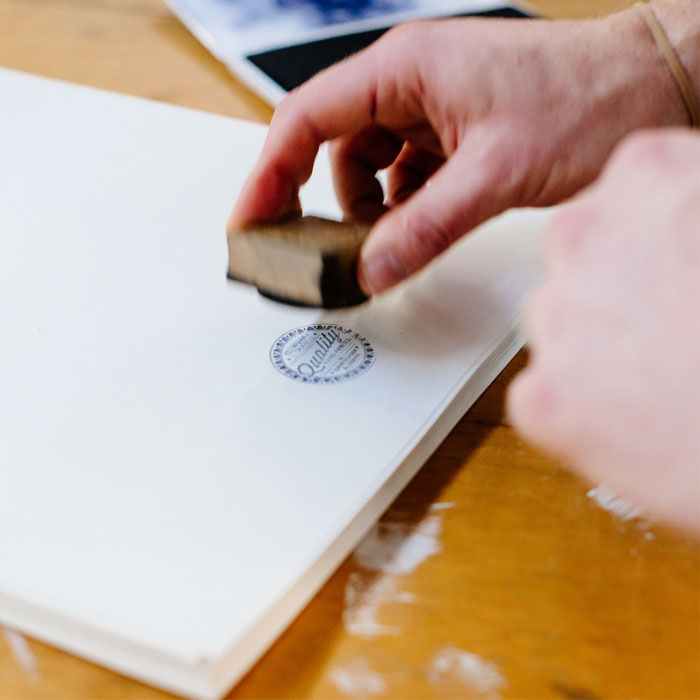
[{"xmin": 228, "ymin": 28, "xmax": 423, "ymax": 229}]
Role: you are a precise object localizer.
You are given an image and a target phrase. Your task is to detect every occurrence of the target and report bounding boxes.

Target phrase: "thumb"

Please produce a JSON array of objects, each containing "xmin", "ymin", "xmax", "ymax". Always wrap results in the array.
[{"xmin": 359, "ymin": 136, "xmax": 517, "ymax": 295}]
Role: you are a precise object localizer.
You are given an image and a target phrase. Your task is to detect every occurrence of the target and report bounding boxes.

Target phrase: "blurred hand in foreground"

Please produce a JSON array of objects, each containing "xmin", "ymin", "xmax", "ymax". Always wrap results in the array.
[{"xmin": 508, "ymin": 129, "xmax": 700, "ymax": 534}]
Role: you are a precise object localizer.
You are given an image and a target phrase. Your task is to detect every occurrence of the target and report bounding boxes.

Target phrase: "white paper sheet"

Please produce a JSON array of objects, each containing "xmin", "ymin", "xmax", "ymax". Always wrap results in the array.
[{"xmin": 0, "ymin": 68, "xmax": 549, "ymax": 698}]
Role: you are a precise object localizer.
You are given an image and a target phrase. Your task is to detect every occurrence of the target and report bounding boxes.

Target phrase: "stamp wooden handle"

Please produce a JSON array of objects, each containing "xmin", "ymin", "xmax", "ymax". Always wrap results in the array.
[{"xmin": 227, "ymin": 216, "xmax": 370, "ymax": 308}]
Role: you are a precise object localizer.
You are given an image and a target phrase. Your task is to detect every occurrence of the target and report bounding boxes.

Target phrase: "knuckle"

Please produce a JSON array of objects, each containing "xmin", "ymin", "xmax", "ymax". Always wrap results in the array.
[
  {"xmin": 271, "ymin": 91, "xmax": 297, "ymax": 122},
  {"xmin": 272, "ymin": 87, "xmax": 317, "ymax": 134},
  {"xmin": 381, "ymin": 19, "xmax": 430, "ymax": 47},
  {"xmin": 376, "ymin": 19, "xmax": 435, "ymax": 63},
  {"xmin": 269, "ymin": 94, "xmax": 307, "ymax": 142}
]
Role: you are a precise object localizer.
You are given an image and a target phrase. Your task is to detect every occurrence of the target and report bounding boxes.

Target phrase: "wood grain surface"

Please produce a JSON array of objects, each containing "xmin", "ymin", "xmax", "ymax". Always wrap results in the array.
[{"xmin": 0, "ymin": 1, "xmax": 698, "ymax": 698}]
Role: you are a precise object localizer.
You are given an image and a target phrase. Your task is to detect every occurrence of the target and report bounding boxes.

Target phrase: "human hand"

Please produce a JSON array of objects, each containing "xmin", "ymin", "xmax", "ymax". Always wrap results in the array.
[
  {"xmin": 508, "ymin": 129, "xmax": 700, "ymax": 534},
  {"xmin": 230, "ymin": 4, "xmax": 691, "ymax": 295}
]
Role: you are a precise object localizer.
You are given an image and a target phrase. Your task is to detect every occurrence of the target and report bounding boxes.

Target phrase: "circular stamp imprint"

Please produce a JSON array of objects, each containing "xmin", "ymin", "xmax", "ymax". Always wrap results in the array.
[{"xmin": 270, "ymin": 324, "xmax": 375, "ymax": 384}]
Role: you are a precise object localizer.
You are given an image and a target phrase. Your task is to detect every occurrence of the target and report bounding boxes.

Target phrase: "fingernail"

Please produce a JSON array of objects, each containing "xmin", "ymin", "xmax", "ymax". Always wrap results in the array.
[{"xmin": 360, "ymin": 249, "xmax": 404, "ymax": 296}]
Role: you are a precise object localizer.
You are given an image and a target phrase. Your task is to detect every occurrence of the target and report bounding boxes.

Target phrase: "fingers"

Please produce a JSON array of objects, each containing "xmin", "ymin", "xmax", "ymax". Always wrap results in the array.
[
  {"xmin": 386, "ymin": 144, "xmax": 444, "ymax": 206},
  {"xmin": 359, "ymin": 130, "xmax": 519, "ymax": 295},
  {"xmin": 329, "ymin": 125, "xmax": 404, "ymax": 224},
  {"xmin": 229, "ymin": 27, "xmax": 426, "ymax": 230},
  {"xmin": 228, "ymin": 52, "xmax": 379, "ymax": 230},
  {"xmin": 329, "ymin": 129, "xmax": 444, "ymax": 225},
  {"xmin": 227, "ymin": 161, "xmax": 303, "ymax": 231}
]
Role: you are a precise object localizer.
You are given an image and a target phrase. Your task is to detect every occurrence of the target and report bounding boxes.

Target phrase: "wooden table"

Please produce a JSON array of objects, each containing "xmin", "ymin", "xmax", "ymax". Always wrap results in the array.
[{"xmin": 0, "ymin": 1, "xmax": 697, "ymax": 698}]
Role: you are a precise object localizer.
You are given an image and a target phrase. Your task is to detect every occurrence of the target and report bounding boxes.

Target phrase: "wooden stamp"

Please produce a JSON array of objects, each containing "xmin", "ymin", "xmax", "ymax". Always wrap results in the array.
[{"xmin": 227, "ymin": 216, "xmax": 370, "ymax": 308}]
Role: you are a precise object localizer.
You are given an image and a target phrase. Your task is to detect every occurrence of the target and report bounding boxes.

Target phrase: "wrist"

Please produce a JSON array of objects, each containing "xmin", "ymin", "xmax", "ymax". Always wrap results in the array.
[
  {"xmin": 593, "ymin": 5, "xmax": 688, "ymax": 129},
  {"xmin": 630, "ymin": 0, "xmax": 699, "ymax": 128}
]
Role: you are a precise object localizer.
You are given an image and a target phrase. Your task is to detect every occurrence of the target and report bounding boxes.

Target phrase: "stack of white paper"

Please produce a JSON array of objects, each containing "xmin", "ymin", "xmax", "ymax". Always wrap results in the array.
[{"xmin": 0, "ymin": 68, "xmax": 549, "ymax": 699}]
